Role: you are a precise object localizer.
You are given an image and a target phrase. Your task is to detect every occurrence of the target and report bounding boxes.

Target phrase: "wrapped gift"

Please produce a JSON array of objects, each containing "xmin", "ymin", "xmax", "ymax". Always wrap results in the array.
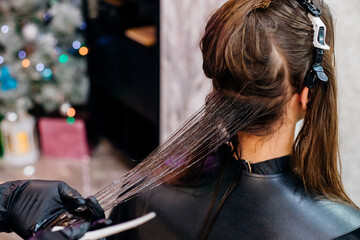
[{"xmin": 38, "ymin": 118, "xmax": 89, "ymax": 159}]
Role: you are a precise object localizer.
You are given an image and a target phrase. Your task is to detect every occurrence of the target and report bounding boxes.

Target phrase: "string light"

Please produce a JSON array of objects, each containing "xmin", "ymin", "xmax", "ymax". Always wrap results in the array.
[
  {"xmin": 67, "ymin": 107, "xmax": 76, "ymax": 117},
  {"xmin": 79, "ymin": 22, "xmax": 87, "ymax": 30},
  {"xmin": 43, "ymin": 13, "xmax": 52, "ymax": 21},
  {"xmin": 0, "ymin": 56, "xmax": 4, "ymax": 64},
  {"xmin": 59, "ymin": 54, "xmax": 68, "ymax": 63},
  {"xmin": 66, "ymin": 117, "xmax": 75, "ymax": 125},
  {"xmin": 53, "ymin": 47, "xmax": 62, "ymax": 55},
  {"xmin": 18, "ymin": 50, "xmax": 26, "ymax": 59},
  {"xmin": 60, "ymin": 103, "xmax": 71, "ymax": 116},
  {"xmin": 42, "ymin": 68, "xmax": 52, "ymax": 79},
  {"xmin": 22, "ymin": 59, "xmax": 30, "ymax": 68},
  {"xmin": 79, "ymin": 47, "xmax": 88, "ymax": 56},
  {"xmin": 1, "ymin": 25, "xmax": 9, "ymax": 34},
  {"xmin": 72, "ymin": 40, "xmax": 81, "ymax": 49},
  {"xmin": 36, "ymin": 63, "xmax": 45, "ymax": 72}
]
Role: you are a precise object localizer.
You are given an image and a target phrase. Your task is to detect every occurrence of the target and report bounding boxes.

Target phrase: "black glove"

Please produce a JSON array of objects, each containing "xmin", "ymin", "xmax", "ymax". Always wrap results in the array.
[
  {"xmin": 0, "ymin": 180, "xmax": 105, "ymax": 239},
  {"xmin": 28, "ymin": 222, "xmax": 91, "ymax": 240},
  {"xmin": 28, "ymin": 219, "xmax": 112, "ymax": 240}
]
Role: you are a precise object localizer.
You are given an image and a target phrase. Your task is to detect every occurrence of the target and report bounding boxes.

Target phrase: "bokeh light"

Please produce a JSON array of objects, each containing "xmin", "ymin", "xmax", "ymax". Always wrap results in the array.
[
  {"xmin": 7, "ymin": 112, "xmax": 18, "ymax": 122},
  {"xmin": 67, "ymin": 117, "xmax": 75, "ymax": 125},
  {"xmin": 1, "ymin": 25, "xmax": 9, "ymax": 34},
  {"xmin": 22, "ymin": 59, "xmax": 30, "ymax": 68},
  {"xmin": 79, "ymin": 22, "xmax": 87, "ymax": 30},
  {"xmin": 59, "ymin": 54, "xmax": 68, "ymax": 63},
  {"xmin": 43, "ymin": 13, "xmax": 52, "ymax": 21},
  {"xmin": 23, "ymin": 165, "xmax": 36, "ymax": 176},
  {"xmin": 60, "ymin": 103, "xmax": 71, "ymax": 116},
  {"xmin": 53, "ymin": 47, "xmax": 62, "ymax": 55},
  {"xmin": 72, "ymin": 40, "xmax": 81, "ymax": 49},
  {"xmin": 42, "ymin": 68, "xmax": 52, "ymax": 79},
  {"xmin": 0, "ymin": 56, "xmax": 4, "ymax": 64},
  {"xmin": 79, "ymin": 47, "xmax": 88, "ymax": 56},
  {"xmin": 18, "ymin": 50, "xmax": 27, "ymax": 59},
  {"xmin": 67, "ymin": 107, "xmax": 76, "ymax": 117},
  {"xmin": 36, "ymin": 63, "xmax": 45, "ymax": 72}
]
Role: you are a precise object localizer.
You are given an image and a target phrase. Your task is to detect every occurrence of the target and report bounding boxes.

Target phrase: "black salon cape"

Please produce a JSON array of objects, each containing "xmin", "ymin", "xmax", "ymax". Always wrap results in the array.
[{"xmin": 109, "ymin": 146, "xmax": 360, "ymax": 240}]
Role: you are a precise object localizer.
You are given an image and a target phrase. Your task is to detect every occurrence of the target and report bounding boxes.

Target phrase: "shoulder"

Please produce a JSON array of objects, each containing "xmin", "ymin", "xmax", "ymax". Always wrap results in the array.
[
  {"xmin": 335, "ymin": 227, "xmax": 360, "ymax": 239},
  {"xmin": 109, "ymin": 158, "xmax": 360, "ymax": 240},
  {"xmin": 309, "ymin": 199, "xmax": 360, "ymax": 239},
  {"xmin": 224, "ymin": 170, "xmax": 360, "ymax": 240}
]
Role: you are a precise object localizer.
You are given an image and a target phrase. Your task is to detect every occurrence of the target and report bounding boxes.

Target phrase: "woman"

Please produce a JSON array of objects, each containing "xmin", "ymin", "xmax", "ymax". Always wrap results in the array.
[{"xmin": 106, "ymin": 0, "xmax": 360, "ymax": 239}]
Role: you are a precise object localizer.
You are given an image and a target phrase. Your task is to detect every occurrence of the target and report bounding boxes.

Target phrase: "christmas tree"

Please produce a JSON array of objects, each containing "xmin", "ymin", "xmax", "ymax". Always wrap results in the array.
[{"xmin": 0, "ymin": 0, "xmax": 89, "ymax": 114}]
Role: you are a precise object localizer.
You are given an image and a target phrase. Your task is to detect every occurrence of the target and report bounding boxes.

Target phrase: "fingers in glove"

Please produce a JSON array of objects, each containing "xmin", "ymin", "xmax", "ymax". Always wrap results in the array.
[
  {"xmin": 29, "ymin": 230, "xmax": 68, "ymax": 240},
  {"xmin": 29, "ymin": 222, "xmax": 91, "ymax": 240},
  {"xmin": 61, "ymin": 222, "xmax": 91, "ymax": 239},
  {"xmin": 84, "ymin": 196, "xmax": 105, "ymax": 221},
  {"xmin": 89, "ymin": 219, "xmax": 112, "ymax": 231},
  {"xmin": 58, "ymin": 182, "xmax": 87, "ymax": 213},
  {"xmin": 58, "ymin": 183, "xmax": 104, "ymax": 221}
]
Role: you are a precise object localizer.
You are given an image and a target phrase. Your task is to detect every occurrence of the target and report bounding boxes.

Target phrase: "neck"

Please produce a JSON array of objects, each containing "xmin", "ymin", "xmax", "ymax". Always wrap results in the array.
[{"xmin": 237, "ymin": 122, "xmax": 296, "ymax": 163}]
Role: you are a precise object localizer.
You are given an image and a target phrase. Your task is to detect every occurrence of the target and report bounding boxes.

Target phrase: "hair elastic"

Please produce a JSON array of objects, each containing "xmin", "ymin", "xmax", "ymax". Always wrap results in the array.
[{"xmin": 296, "ymin": 0, "xmax": 330, "ymax": 88}]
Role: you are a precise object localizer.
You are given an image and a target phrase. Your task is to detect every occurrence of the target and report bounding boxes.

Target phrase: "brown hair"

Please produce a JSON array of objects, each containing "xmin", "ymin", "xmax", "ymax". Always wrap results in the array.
[{"xmin": 200, "ymin": 0, "xmax": 355, "ymax": 206}]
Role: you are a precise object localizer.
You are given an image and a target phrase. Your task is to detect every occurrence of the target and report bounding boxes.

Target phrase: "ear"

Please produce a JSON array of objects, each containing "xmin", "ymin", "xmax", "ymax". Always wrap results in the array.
[{"xmin": 300, "ymin": 87, "xmax": 309, "ymax": 110}]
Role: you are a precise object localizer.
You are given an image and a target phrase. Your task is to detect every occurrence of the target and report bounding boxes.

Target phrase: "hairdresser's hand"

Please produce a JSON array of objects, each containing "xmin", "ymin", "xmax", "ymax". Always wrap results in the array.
[
  {"xmin": 29, "ymin": 219, "xmax": 111, "ymax": 240},
  {"xmin": 28, "ymin": 219, "xmax": 112, "ymax": 240},
  {"xmin": 0, "ymin": 180, "xmax": 105, "ymax": 239}
]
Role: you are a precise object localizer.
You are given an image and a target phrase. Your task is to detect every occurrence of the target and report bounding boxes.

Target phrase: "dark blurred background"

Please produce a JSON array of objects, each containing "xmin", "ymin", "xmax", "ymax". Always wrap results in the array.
[{"xmin": 85, "ymin": 0, "xmax": 160, "ymax": 160}]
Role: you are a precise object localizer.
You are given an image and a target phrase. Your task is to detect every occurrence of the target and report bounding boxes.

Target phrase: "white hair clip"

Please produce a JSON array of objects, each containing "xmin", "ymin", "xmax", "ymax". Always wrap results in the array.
[
  {"xmin": 308, "ymin": 13, "xmax": 330, "ymax": 50},
  {"xmin": 296, "ymin": 0, "xmax": 330, "ymax": 87}
]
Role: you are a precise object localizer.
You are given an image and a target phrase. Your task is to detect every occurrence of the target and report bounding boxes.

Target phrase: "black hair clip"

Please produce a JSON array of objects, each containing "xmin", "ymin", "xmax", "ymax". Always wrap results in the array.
[
  {"xmin": 296, "ymin": 0, "xmax": 330, "ymax": 88},
  {"xmin": 296, "ymin": 0, "xmax": 322, "ymax": 17},
  {"xmin": 306, "ymin": 49, "xmax": 327, "ymax": 88}
]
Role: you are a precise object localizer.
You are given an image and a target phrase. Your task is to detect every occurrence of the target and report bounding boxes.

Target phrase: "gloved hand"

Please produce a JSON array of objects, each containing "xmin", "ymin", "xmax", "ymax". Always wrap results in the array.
[
  {"xmin": 28, "ymin": 219, "xmax": 112, "ymax": 240},
  {"xmin": 0, "ymin": 180, "xmax": 105, "ymax": 239}
]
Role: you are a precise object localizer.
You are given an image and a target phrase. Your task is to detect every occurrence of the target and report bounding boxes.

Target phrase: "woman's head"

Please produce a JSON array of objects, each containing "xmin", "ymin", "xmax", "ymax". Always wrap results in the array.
[
  {"xmin": 200, "ymin": 0, "xmax": 354, "ymax": 206},
  {"xmin": 202, "ymin": 0, "xmax": 334, "ymax": 93},
  {"xmin": 201, "ymin": 0, "xmax": 333, "ymax": 128}
]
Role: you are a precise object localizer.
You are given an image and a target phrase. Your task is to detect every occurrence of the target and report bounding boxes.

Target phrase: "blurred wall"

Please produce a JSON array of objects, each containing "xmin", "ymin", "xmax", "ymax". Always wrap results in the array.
[
  {"xmin": 160, "ymin": 0, "xmax": 226, "ymax": 140},
  {"xmin": 160, "ymin": 0, "xmax": 360, "ymax": 204},
  {"xmin": 326, "ymin": 0, "xmax": 360, "ymax": 205}
]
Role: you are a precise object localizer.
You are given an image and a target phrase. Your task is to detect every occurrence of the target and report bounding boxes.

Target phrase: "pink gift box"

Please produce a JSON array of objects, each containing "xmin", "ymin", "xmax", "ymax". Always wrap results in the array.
[{"xmin": 38, "ymin": 118, "xmax": 89, "ymax": 159}]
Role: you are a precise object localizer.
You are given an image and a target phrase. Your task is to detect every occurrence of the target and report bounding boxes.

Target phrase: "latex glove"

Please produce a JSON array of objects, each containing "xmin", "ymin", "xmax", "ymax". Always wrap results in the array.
[
  {"xmin": 0, "ymin": 180, "xmax": 105, "ymax": 239},
  {"xmin": 28, "ymin": 219, "xmax": 112, "ymax": 240}
]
